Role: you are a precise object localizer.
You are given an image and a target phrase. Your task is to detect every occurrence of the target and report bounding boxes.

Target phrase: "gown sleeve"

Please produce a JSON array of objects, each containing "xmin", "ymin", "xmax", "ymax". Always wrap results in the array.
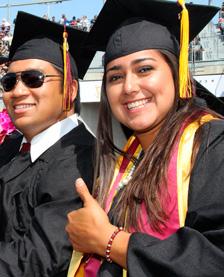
[
  {"xmin": 0, "ymin": 131, "xmax": 94, "ymax": 277},
  {"xmin": 127, "ymin": 120, "xmax": 224, "ymax": 277}
]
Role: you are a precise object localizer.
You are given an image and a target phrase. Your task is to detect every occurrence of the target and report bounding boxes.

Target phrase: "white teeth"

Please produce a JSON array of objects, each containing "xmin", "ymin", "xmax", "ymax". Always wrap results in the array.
[
  {"xmin": 127, "ymin": 99, "xmax": 150, "ymax": 110},
  {"xmin": 15, "ymin": 104, "xmax": 34, "ymax": 110}
]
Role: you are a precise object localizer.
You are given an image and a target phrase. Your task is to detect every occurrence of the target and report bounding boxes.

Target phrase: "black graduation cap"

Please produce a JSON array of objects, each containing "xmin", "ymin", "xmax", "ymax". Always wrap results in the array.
[
  {"xmin": 9, "ymin": 11, "xmax": 95, "ymax": 79},
  {"xmin": 86, "ymin": 0, "xmax": 219, "ymax": 66},
  {"xmin": 86, "ymin": 0, "xmax": 223, "ymax": 113}
]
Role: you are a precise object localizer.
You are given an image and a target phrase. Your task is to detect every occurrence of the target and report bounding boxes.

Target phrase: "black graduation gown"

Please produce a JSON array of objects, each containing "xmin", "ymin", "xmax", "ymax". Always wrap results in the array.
[
  {"xmin": 0, "ymin": 123, "xmax": 95, "ymax": 277},
  {"xmin": 98, "ymin": 120, "xmax": 224, "ymax": 277}
]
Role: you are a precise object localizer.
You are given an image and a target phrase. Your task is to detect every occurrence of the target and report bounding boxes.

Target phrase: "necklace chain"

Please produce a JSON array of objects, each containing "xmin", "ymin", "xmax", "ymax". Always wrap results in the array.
[{"xmin": 117, "ymin": 150, "xmax": 142, "ymax": 192}]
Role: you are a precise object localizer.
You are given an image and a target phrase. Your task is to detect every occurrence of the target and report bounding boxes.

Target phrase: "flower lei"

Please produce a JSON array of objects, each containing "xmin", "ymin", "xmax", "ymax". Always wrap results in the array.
[{"xmin": 0, "ymin": 109, "xmax": 15, "ymax": 144}]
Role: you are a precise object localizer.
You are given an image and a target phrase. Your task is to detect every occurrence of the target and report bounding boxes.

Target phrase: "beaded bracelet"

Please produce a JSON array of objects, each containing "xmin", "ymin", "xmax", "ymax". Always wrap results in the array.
[{"xmin": 105, "ymin": 226, "xmax": 124, "ymax": 263}]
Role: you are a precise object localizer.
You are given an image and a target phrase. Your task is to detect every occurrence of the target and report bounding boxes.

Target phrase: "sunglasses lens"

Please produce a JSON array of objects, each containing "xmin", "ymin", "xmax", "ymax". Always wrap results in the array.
[
  {"xmin": 1, "ymin": 73, "xmax": 17, "ymax": 92},
  {"xmin": 21, "ymin": 70, "xmax": 44, "ymax": 88}
]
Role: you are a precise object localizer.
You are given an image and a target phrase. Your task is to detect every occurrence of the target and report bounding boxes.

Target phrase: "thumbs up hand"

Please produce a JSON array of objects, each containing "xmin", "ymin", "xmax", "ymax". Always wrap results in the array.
[
  {"xmin": 66, "ymin": 178, "xmax": 116, "ymax": 256},
  {"xmin": 75, "ymin": 177, "xmax": 97, "ymax": 208}
]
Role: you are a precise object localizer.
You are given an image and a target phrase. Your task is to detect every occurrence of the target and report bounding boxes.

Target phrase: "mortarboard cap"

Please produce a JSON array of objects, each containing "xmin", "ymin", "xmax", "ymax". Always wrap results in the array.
[
  {"xmin": 10, "ymin": 11, "xmax": 95, "ymax": 80},
  {"xmin": 86, "ymin": 0, "xmax": 220, "ymax": 102},
  {"xmin": 86, "ymin": 0, "xmax": 219, "ymax": 64}
]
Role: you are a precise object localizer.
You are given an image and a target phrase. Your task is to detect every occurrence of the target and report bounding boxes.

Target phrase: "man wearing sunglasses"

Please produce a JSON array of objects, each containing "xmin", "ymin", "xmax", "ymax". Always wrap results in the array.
[{"xmin": 0, "ymin": 11, "xmax": 95, "ymax": 276}]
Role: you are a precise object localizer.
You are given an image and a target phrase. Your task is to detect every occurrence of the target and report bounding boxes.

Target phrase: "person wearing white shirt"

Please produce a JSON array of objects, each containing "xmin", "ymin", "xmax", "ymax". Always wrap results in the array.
[{"xmin": 0, "ymin": 11, "xmax": 95, "ymax": 277}]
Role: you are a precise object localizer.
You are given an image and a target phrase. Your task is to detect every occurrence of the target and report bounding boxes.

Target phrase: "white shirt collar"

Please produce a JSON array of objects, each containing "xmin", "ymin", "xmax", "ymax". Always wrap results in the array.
[{"xmin": 22, "ymin": 114, "xmax": 79, "ymax": 163}]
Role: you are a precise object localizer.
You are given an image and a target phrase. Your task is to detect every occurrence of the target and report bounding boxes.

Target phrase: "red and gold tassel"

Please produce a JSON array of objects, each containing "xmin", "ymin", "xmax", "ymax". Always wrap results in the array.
[
  {"xmin": 178, "ymin": 0, "xmax": 192, "ymax": 98},
  {"xmin": 63, "ymin": 26, "xmax": 73, "ymax": 111}
]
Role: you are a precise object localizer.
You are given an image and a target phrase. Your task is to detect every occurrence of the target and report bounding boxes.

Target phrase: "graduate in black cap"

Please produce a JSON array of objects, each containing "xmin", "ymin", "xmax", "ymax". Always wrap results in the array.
[
  {"xmin": 66, "ymin": 0, "xmax": 224, "ymax": 276},
  {"xmin": 0, "ymin": 11, "xmax": 95, "ymax": 276}
]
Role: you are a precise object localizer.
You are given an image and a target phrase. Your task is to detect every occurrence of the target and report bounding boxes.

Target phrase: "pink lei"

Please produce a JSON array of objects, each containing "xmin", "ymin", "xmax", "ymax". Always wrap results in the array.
[{"xmin": 0, "ymin": 109, "xmax": 15, "ymax": 144}]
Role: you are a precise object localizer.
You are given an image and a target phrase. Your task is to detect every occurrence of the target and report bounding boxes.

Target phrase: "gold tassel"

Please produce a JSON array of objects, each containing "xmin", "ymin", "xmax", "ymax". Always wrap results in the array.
[
  {"xmin": 63, "ymin": 29, "xmax": 68, "ymax": 110},
  {"xmin": 178, "ymin": 0, "xmax": 192, "ymax": 98},
  {"xmin": 62, "ymin": 27, "xmax": 72, "ymax": 111}
]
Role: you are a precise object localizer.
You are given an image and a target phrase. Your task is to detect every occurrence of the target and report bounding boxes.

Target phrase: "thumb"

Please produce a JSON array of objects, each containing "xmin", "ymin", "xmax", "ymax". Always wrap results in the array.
[{"xmin": 75, "ymin": 178, "xmax": 93, "ymax": 206}]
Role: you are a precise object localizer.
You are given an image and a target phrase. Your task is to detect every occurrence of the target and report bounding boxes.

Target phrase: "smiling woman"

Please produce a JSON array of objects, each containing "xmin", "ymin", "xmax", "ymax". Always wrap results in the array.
[
  {"xmin": 66, "ymin": 0, "xmax": 224, "ymax": 276},
  {"xmin": 105, "ymin": 49, "xmax": 175, "ymax": 149}
]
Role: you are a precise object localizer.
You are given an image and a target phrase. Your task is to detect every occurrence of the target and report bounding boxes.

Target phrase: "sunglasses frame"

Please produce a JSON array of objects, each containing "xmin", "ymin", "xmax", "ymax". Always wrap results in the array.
[{"xmin": 1, "ymin": 69, "xmax": 62, "ymax": 92}]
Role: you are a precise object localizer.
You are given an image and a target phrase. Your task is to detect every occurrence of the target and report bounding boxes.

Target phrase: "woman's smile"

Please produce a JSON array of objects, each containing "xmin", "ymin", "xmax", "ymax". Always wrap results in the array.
[{"xmin": 125, "ymin": 98, "xmax": 152, "ymax": 111}]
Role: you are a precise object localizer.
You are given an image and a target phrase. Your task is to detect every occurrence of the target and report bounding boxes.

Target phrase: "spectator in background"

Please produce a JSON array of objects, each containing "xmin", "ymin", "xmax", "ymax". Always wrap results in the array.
[
  {"xmin": 0, "ymin": 40, "xmax": 9, "ymax": 57},
  {"xmin": 42, "ymin": 14, "xmax": 48, "ymax": 20},
  {"xmin": 1, "ymin": 19, "xmax": 10, "ymax": 36},
  {"xmin": 218, "ymin": 17, "xmax": 224, "ymax": 41},
  {"xmin": 0, "ymin": 56, "xmax": 8, "ymax": 79},
  {"xmin": 70, "ymin": 16, "xmax": 77, "ymax": 28},
  {"xmin": 76, "ymin": 18, "xmax": 82, "ymax": 30},
  {"xmin": 60, "ymin": 14, "xmax": 69, "ymax": 26},
  {"xmin": 80, "ymin": 15, "xmax": 90, "ymax": 31},
  {"xmin": 194, "ymin": 36, "xmax": 204, "ymax": 61},
  {"xmin": 219, "ymin": 4, "xmax": 224, "ymax": 18},
  {"xmin": 90, "ymin": 15, "xmax": 97, "ymax": 29},
  {"xmin": 189, "ymin": 36, "xmax": 203, "ymax": 62}
]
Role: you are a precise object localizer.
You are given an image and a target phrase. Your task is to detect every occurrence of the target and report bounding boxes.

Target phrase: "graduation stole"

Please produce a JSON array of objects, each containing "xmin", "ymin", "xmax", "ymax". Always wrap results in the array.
[
  {"xmin": 105, "ymin": 136, "xmax": 142, "ymax": 213},
  {"xmin": 67, "ymin": 113, "xmax": 216, "ymax": 277}
]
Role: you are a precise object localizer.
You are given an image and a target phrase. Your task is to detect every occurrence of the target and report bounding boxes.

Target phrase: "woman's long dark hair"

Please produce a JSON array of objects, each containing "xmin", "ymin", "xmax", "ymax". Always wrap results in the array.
[{"xmin": 93, "ymin": 49, "xmax": 220, "ymax": 232}]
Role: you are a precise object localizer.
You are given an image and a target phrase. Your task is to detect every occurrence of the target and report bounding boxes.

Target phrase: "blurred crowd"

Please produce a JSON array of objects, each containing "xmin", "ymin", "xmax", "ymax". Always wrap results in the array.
[
  {"xmin": 218, "ymin": 2, "xmax": 224, "ymax": 40},
  {"xmin": 0, "ymin": 18, "xmax": 12, "ymax": 59},
  {"xmin": 43, "ymin": 14, "xmax": 97, "ymax": 32},
  {"xmin": 0, "ymin": 13, "xmax": 97, "ymax": 56},
  {"xmin": 0, "ymin": 18, "xmax": 11, "ymax": 83}
]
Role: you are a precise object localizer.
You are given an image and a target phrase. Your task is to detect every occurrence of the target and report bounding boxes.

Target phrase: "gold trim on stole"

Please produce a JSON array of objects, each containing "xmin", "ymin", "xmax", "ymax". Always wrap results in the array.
[
  {"xmin": 177, "ymin": 114, "xmax": 216, "ymax": 227},
  {"xmin": 67, "ymin": 251, "xmax": 83, "ymax": 277}
]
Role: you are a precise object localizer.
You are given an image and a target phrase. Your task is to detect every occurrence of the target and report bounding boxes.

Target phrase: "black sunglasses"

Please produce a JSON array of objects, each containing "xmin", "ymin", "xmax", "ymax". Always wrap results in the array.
[{"xmin": 0, "ymin": 70, "xmax": 61, "ymax": 92}]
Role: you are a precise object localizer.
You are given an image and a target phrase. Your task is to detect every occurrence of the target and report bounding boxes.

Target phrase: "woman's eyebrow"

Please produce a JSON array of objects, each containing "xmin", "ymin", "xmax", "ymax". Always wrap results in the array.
[
  {"xmin": 106, "ymin": 57, "xmax": 157, "ymax": 73},
  {"xmin": 106, "ymin": 65, "xmax": 122, "ymax": 74},
  {"xmin": 131, "ymin": 57, "xmax": 156, "ymax": 65}
]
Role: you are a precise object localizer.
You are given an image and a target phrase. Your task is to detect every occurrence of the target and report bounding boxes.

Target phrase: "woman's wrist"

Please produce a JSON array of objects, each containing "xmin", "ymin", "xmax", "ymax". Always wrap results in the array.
[
  {"xmin": 95, "ymin": 224, "xmax": 131, "ymax": 268},
  {"xmin": 105, "ymin": 226, "xmax": 124, "ymax": 263},
  {"xmin": 96, "ymin": 224, "xmax": 117, "ymax": 257},
  {"xmin": 99, "ymin": 225, "xmax": 131, "ymax": 268}
]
